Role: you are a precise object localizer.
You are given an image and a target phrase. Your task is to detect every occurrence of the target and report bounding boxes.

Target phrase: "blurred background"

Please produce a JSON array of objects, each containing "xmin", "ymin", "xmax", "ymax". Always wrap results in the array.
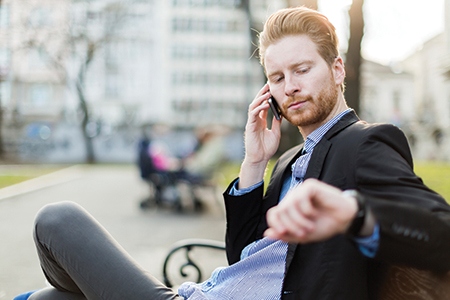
[
  {"xmin": 1, "ymin": 1, "xmax": 450, "ymax": 298},
  {"xmin": 0, "ymin": 0, "xmax": 449, "ymax": 165}
]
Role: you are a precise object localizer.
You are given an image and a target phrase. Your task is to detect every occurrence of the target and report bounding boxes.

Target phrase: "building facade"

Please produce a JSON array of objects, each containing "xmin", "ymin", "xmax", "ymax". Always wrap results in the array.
[
  {"xmin": 377, "ymin": 0, "xmax": 450, "ymax": 161},
  {"xmin": 0, "ymin": 0, "xmax": 272, "ymax": 162},
  {"xmin": 1, "ymin": 0, "xmax": 449, "ymax": 162}
]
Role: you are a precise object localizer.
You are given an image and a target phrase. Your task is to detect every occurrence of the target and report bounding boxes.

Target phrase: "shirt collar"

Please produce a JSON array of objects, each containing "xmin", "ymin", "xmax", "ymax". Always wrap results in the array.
[{"xmin": 303, "ymin": 108, "xmax": 352, "ymax": 153}]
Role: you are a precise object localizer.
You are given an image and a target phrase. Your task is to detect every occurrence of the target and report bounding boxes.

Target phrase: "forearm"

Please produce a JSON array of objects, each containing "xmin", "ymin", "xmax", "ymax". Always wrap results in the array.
[{"xmin": 238, "ymin": 159, "xmax": 269, "ymax": 189}]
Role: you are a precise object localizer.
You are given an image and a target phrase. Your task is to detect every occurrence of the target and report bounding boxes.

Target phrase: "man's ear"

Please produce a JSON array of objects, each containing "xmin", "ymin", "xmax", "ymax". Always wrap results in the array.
[{"xmin": 333, "ymin": 56, "xmax": 345, "ymax": 86}]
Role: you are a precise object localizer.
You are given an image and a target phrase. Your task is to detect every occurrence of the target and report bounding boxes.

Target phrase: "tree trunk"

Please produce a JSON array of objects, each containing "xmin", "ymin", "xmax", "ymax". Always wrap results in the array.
[
  {"xmin": 345, "ymin": 0, "xmax": 364, "ymax": 114},
  {"xmin": 76, "ymin": 80, "xmax": 95, "ymax": 164},
  {"xmin": 0, "ymin": 0, "xmax": 5, "ymax": 160},
  {"xmin": 76, "ymin": 44, "xmax": 96, "ymax": 164},
  {"xmin": 0, "ymin": 103, "xmax": 4, "ymax": 161}
]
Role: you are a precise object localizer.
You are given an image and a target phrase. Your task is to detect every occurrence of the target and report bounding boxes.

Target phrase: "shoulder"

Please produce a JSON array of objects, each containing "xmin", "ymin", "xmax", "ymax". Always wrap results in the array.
[
  {"xmin": 336, "ymin": 121, "xmax": 409, "ymax": 147},
  {"xmin": 329, "ymin": 121, "xmax": 413, "ymax": 166},
  {"xmin": 342, "ymin": 120, "xmax": 404, "ymax": 135}
]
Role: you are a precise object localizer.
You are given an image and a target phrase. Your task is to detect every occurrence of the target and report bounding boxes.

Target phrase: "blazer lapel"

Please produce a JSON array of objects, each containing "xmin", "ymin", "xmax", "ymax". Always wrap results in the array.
[
  {"xmin": 285, "ymin": 111, "xmax": 360, "ymax": 275},
  {"xmin": 305, "ymin": 111, "xmax": 359, "ymax": 180},
  {"xmin": 304, "ymin": 140, "xmax": 331, "ymax": 179},
  {"xmin": 257, "ymin": 145, "xmax": 304, "ymax": 237},
  {"xmin": 265, "ymin": 144, "xmax": 303, "ymax": 202}
]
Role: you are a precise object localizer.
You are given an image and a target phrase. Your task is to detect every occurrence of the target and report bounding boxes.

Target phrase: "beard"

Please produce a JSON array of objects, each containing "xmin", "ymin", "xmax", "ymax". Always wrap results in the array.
[{"xmin": 281, "ymin": 75, "xmax": 338, "ymax": 128}]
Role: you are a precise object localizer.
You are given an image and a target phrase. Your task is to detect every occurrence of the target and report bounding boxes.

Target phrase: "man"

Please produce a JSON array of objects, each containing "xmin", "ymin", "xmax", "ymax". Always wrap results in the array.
[
  {"xmin": 18, "ymin": 6, "xmax": 450, "ymax": 300},
  {"xmin": 221, "ymin": 5, "xmax": 450, "ymax": 299}
]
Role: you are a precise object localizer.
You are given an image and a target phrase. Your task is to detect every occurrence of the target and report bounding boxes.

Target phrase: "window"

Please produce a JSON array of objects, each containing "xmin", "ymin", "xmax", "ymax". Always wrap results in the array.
[
  {"xmin": 29, "ymin": 84, "xmax": 51, "ymax": 107},
  {"xmin": 28, "ymin": 7, "xmax": 53, "ymax": 27},
  {"xmin": 0, "ymin": 48, "xmax": 10, "ymax": 66},
  {"xmin": 0, "ymin": 47, "xmax": 10, "ymax": 79},
  {"xmin": 0, "ymin": 48, "xmax": 11, "ymax": 106},
  {"xmin": 172, "ymin": 17, "xmax": 244, "ymax": 33},
  {"xmin": 172, "ymin": 0, "xmax": 241, "ymax": 7},
  {"xmin": 105, "ymin": 73, "xmax": 119, "ymax": 98},
  {"xmin": 0, "ymin": 5, "xmax": 9, "ymax": 28},
  {"xmin": 0, "ymin": 81, "xmax": 11, "ymax": 106},
  {"xmin": 28, "ymin": 47, "xmax": 50, "ymax": 69},
  {"xmin": 105, "ymin": 42, "xmax": 120, "ymax": 68}
]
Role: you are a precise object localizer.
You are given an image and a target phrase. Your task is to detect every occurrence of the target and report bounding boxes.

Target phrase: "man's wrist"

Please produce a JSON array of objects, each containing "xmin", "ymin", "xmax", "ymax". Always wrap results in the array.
[
  {"xmin": 238, "ymin": 159, "xmax": 269, "ymax": 189},
  {"xmin": 343, "ymin": 190, "xmax": 367, "ymax": 236}
]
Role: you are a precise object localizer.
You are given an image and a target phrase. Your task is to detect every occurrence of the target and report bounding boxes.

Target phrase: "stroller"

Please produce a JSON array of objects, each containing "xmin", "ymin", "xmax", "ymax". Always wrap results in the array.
[{"xmin": 137, "ymin": 138, "xmax": 204, "ymax": 212}]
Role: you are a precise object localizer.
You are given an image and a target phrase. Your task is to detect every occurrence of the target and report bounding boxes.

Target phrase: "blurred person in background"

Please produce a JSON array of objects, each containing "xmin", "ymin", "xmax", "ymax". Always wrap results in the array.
[{"xmin": 180, "ymin": 126, "xmax": 229, "ymax": 184}]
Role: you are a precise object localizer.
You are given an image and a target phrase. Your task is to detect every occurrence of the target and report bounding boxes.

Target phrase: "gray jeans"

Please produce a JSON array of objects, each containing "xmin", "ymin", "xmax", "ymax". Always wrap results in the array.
[{"xmin": 30, "ymin": 201, "xmax": 183, "ymax": 300}]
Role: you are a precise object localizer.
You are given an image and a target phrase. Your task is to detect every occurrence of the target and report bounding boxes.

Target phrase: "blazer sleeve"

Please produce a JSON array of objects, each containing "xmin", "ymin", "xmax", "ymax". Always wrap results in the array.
[
  {"xmin": 223, "ymin": 178, "xmax": 265, "ymax": 265},
  {"xmin": 222, "ymin": 150, "xmax": 297, "ymax": 265},
  {"xmin": 353, "ymin": 124, "xmax": 450, "ymax": 272}
]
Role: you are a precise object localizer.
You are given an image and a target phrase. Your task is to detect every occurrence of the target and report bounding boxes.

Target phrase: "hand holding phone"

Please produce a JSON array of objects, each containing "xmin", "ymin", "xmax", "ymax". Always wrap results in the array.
[{"xmin": 268, "ymin": 97, "xmax": 282, "ymax": 120}]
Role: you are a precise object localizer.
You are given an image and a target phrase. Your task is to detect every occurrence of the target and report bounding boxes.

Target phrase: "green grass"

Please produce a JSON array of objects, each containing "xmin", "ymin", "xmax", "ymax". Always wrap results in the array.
[
  {"xmin": 0, "ymin": 165, "xmax": 67, "ymax": 189},
  {"xmin": 0, "ymin": 175, "xmax": 36, "ymax": 188},
  {"xmin": 217, "ymin": 161, "xmax": 450, "ymax": 202},
  {"xmin": 414, "ymin": 162, "xmax": 450, "ymax": 202},
  {"xmin": 0, "ymin": 162, "xmax": 448, "ymax": 203},
  {"xmin": 217, "ymin": 160, "xmax": 277, "ymax": 190}
]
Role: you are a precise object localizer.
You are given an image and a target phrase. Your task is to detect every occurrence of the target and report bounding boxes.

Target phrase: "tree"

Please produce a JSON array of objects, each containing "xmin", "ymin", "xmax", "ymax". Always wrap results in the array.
[
  {"xmin": 14, "ymin": 0, "xmax": 130, "ymax": 163},
  {"xmin": 0, "ymin": 0, "xmax": 6, "ymax": 160},
  {"xmin": 345, "ymin": 0, "xmax": 364, "ymax": 114}
]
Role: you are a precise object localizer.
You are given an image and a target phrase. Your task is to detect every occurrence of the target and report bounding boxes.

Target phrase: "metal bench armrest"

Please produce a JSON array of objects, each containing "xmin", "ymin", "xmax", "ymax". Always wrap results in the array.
[{"xmin": 162, "ymin": 238, "xmax": 225, "ymax": 288}]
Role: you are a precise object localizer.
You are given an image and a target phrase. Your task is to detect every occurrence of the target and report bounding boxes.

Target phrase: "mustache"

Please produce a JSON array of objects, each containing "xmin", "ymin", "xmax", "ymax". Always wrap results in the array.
[{"xmin": 284, "ymin": 95, "xmax": 313, "ymax": 108}]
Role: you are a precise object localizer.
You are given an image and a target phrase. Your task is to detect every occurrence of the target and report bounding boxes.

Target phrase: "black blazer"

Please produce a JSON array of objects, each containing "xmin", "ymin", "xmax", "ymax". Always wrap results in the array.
[{"xmin": 223, "ymin": 111, "xmax": 450, "ymax": 299}]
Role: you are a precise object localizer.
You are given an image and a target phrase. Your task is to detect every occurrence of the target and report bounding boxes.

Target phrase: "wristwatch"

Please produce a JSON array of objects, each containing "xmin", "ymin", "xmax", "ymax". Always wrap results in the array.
[{"xmin": 342, "ymin": 190, "xmax": 366, "ymax": 236}]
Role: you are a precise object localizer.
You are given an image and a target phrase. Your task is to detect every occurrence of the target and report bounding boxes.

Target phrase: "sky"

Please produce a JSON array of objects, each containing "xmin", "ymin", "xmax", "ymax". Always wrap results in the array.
[{"xmin": 318, "ymin": 0, "xmax": 445, "ymax": 65}]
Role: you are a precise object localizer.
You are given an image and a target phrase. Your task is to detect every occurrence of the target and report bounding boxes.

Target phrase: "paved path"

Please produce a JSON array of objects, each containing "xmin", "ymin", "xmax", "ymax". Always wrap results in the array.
[{"xmin": 0, "ymin": 165, "xmax": 227, "ymax": 299}]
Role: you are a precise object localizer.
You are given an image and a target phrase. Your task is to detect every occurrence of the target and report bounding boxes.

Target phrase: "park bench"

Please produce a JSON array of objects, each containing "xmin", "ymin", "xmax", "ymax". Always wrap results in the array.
[
  {"xmin": 163, "ymin": 238, "xmax": 226, "ymax": 288},
  {"xmin": 162, "ymin": 239, "xmax": 450, "ymax": 299}
]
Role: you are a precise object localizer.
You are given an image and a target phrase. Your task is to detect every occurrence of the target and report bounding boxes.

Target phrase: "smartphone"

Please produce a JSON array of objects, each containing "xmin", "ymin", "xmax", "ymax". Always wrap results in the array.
[{"xmin": 268, "ymin": 97, "xmax": 282, "ymax": 120}]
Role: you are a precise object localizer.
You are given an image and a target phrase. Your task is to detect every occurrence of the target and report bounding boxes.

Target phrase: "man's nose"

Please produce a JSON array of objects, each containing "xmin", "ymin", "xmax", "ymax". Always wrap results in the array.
[{"xmin": 284, "ymin": 76, "xmax": 301, "ymax": 97}]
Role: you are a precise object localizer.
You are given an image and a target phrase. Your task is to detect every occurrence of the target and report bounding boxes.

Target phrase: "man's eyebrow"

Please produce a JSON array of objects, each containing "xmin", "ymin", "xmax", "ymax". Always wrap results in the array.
[
  {"xmin": 289, "ymin": 60, "xmax": 314, "ymax": 70},
  {"xmin": 267, "ymin": 60, "xmax": 315, "ymax": 78},
  {"xmin": 266, "ymin": 70, "xmax": 282, "ymax": 79}
]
